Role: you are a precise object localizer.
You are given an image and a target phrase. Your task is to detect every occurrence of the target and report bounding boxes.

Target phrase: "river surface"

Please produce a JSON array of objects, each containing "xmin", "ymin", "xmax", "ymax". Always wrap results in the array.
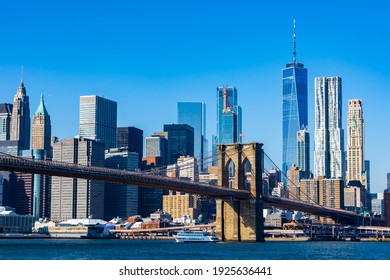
[{"xmin": 1, "ymin": 239, "xmax": 390, "ymax": 260}]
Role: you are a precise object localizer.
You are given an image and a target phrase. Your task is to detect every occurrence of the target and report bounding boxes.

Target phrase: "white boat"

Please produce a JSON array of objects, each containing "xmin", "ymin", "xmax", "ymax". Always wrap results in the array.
[{"xmin": 174, "ymin": 230, "xmax": 219, "ymax": 243}]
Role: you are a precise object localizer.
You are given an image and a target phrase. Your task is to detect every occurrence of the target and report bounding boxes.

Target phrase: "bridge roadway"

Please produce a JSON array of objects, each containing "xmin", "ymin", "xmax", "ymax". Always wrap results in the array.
[{"xmin": 0, "ymin": 154, "xmax": 362, "ymax": 223}]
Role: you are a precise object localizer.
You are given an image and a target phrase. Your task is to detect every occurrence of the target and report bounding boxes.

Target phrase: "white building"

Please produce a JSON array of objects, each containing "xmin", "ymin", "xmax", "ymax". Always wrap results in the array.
[{"xmin": 314, "ymin": 77, "xmax": 344, "ymax": 179}]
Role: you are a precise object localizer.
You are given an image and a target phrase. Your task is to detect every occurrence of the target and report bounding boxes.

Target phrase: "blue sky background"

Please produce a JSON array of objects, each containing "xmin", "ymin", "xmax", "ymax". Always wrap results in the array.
[{"xmin": 0, "ymin": 1, "xmax": 389, "ymax": 193}]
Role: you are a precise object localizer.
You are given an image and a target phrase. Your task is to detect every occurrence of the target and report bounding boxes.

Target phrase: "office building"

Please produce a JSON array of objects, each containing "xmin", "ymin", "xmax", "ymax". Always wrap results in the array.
[
  {"xmin": 0, "ymin": 103, "xmax": 13, "ymax": 141},
  {"xmin": 216, "ymin": 86, "xmax": 242, "ymax": 145},
  {"xmin": 145, "ymin": 134, "xmax": 167, "ymax": 165},
  {"xmin": 51, "ymin": 138, "xmax": 105, "ymax": 222},
  {"xmin": 79, "ymin": 95, "xmax": 117, "ymax": 150},
  {"xmin": 314, "ymin": 77, "xmax": 344, "ymax": 179},
  {"xmin": 104, "ymin": 148, "xmax": 139, "ymax": 220},
  {"xmin": 31, "ymin": 95, "xmax": 52, "ymax": 157},
  {"xmin": 347, "ymin": 99, "xmax": 364, "ymax": 183},
  {"xmin": 163, "ymin": 124, "xmax": 194, "ymax": 165},
  {"xmin": 297, "ymin": 128, "xmax": 310, "ymax": 178},
  {"xmin": 282, "ymin": 20, "xmax": 308, "ymax": 181},
  {"xmin": 117, "ymin": 126, "xmax": 143, "ymax": 165},
  {"xmin": 177, "ymin": 156, "xmax": 199, "ymax": 182},
  {"xmin": 10, "ymin": 81, "xmax": 30, "ymax": 150},
  {"xmin": 178, "ymin": 102, "xmax": 207, "ymax": 171}
]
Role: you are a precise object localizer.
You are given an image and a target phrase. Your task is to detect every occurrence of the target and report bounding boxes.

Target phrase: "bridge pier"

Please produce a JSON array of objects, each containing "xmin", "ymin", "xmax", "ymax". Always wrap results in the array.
[{"xmin": 216, "ymin": 143, "xmax": 264, "ymax": 242}]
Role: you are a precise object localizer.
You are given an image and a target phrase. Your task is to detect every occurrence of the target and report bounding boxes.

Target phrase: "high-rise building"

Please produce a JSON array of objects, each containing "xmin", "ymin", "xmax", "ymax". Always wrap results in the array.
[
  {"xmin": 314, "ymin": 77, "xmax": 344, "ymax": 179},
  {"xmin": 79, "ymin": 95, "xmax": 117, "ymax": 150},
  {"xmin": 32, "ymin": 94, "xmax": 52, "ymax": 157},
  {"xmin": 177, "ymin": 102, "xmax": 207, "ymax": 171},
  {"xmin": 0, "ymin": 103, "xmax": 13, "ymax": 141},
  {"xmin": 117, "ymin": 126, "xmax": 143, "ymax": 165},
  {"xmin": 104, "ymin": 148, "xmax": 139, "ymax": 220},
  {"xmin": 347, "ymin": 99, "xmax": 364, "ymax": 183},
  {"xmin": 282, "ymin": 20, "xmax": 308, "ymax": 182},
  {"xmin": 163, "ymin": 124, "xmax": 194, "ymax": 165},
  {"xmin": 51, "ymin": 138, "xmax": 105, "ymax": 221},
  {"xmin": 177, "ymin": 156, "xmax": 199, "ymax": 182},
  {"xmin": 297, "ymin": 128, "xmax": 310, "ymax": 178},
  {"xmin": 216, "ymin": 86, "xmax": 242, "ymax": 145},
  {"xmin": 145, "ymin": 134, "xmax": 167, "ymax": 165},
  {"xmin": 10, "ymin": 81, "xmax": 30, "ymax": 150}
]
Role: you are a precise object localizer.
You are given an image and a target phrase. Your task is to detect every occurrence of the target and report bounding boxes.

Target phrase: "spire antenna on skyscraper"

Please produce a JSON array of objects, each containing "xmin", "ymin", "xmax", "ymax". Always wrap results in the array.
[{"xmin": 293, "ymin": 19, "xmax": 297, "ymax": 64}]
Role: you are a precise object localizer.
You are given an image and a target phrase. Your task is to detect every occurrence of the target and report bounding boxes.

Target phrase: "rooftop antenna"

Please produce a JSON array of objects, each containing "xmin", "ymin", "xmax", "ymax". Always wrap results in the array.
[
  {"xmin": 21, "ymin": 65, "xmax": 24, "ymax": 83},
  {"xmin": 293, "ymin": 19, "xmax": 297, "ymax": 64}
]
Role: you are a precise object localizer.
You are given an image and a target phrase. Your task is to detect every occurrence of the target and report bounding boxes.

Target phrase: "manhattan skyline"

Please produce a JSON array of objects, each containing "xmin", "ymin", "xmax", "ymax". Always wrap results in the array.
[{"xmin": 0, "ymin": 1, "xmax": 389, "ymax": 193}]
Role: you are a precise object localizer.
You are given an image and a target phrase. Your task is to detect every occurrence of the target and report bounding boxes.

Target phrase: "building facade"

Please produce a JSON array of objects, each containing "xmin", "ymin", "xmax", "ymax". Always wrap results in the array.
[
  {"xmin": 216, "ymin": 86, "xmax": 242, "ymax": 145},
  {"xmin": 0, "ymin": 103, "xmax": 13, "ymax": 141},
  {"xmin": 32, "ymin": 95, "xmax": 52, "ymax": 157},
  {"xmin": 104, "ymin": 148, "xmax": 139, "ymax": 220},
  {"xmin": 282, "ymin": 20, "xmax": 308, "ymax": 182},
  {"xmin": 163, "ymin": 124, "xmax": 194, "ymax": 165},
  {"xmin": 10, "ymin": 81, "xmax": 30, "ymax": 150},
  {"xmin": 314, "ymin": 77, "xmax": 344, "ymax": 179},
  {"xmin": 177, "ymin": 102, "xmax": 207, "ymax": 171},
  {"xmin": 347, "ymin": 99, "xmax": 364, "ymax": 183},
  {"xmin": 145, "ymin": 135, "xmax": 167, "ymax": 164},
  {"xmin": 79, "ymin": 95, "xmax": 117, "ymax": 150},
  {"xmin": 51, "ymin": 138, "xmax": 105, "ymax": 222},
  {"xmin": 117, "ymin": 126, "xmax": 143, "ymax": 166},
  {"xmin": 297, "ymin": 128, "xmax": 310, "ymax": 178}
]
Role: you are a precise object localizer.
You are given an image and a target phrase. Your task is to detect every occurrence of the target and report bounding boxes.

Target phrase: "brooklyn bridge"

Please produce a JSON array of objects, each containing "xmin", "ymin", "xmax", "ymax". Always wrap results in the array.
[{"xmin": 0, "ymin": 142, "xmax": 376, "ymax": 241}]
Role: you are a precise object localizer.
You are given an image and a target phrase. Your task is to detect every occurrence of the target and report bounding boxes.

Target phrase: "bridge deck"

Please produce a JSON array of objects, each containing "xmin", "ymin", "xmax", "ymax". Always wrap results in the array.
[{"xmin": 0, "ymin": 154, "xmax": 374, "ymax": 224}]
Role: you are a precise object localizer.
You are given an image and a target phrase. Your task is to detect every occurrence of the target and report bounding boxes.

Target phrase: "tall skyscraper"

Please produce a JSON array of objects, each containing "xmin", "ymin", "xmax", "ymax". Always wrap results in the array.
[
  {"xmin": 314, "ymin": 77, "xmax": 344, "ymax": 179},
  {"xmin": 282, "ymin": 20, "xmax": 308, "ymax": 181},
  {"xmin": 51, "ymin": 138, "xmax": 105, "ymax": 221},
  {"xmin": 0, "ymin": 104, "xmax": 13, "ymax": 141},
  {"xmin": 10, "ymin": 81, "xmax": 30, "ymax": 150},
  {"xmin": 32, "ymin": 94, "xmax": 52, "ymax": 157},
  {"xmin": 79, "ymin": 95, "xmax": 117, "ymax": 150},
  {"xmin": 297, "ymin": 128, "xmax": 310, "ymax": 178},
  {"xmin": 163, "ymin": 124, "xmax": 194, "ymax": 165},
  {"xmin": 117, "ymin": 126, "xmax": 143, "ymax": 166},
  {"xmin": 177, "ymin": 102, "xmax": 207, "ymax": 171},
  {"xmin": 216, "ymin": 86, "xmax": 242, "ymax": 145},
  {"xmin": 346, "ymin": 99, "xmax": 364, "ymax": 183}
]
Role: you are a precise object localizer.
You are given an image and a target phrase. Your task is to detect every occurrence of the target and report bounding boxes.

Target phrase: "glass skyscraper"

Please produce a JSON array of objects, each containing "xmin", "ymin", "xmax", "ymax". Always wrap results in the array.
[
  {"xmin": 79, "ymin": 95, "xmax": 117, "ymax": 150},
  {"xmin": 216, "ymin": 86, "xmax": 242, "ymax": 145},
  {"xmin": 163, "ymin": 124, "xmax": 194, "ymax": 165},
  {"xmin": 177, "ymin": 102, "xmax": 207, "ymax": 171},
  {"xmin": 282, "ymin": 20, "xmax": 308, "ymax": 183}
]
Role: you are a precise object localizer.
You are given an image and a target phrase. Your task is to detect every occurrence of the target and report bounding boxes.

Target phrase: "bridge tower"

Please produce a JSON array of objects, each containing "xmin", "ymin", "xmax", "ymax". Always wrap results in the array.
[{"xmin": 216, "ymin": 142, "xmax": 264, "ymax": 241}]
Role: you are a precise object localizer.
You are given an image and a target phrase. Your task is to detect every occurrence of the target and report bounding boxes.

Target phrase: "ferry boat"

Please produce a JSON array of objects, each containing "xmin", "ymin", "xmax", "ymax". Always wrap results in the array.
[{"xmin": 174, "ymin": 230, "xmax": 219, "ymax": 243}]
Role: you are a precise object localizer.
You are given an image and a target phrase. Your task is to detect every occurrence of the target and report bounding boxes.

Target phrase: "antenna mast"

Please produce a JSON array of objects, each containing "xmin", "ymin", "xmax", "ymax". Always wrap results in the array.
[{"xmin": 293, "ymin": 19, "xmax": 297, "ymax": 64}]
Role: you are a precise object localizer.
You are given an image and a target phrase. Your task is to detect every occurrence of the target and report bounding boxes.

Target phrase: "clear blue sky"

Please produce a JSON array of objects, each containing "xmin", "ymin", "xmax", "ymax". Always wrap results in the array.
[{"xmin": 0, "ymin": 1, "xmax": 389, "ymax": 193}]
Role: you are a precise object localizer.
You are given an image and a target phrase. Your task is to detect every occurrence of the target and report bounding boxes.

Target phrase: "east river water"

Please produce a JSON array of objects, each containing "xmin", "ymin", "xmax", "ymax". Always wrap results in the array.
[{"xmin": 1, "ymin": 239, "xmax": 390, "ymax": 260}]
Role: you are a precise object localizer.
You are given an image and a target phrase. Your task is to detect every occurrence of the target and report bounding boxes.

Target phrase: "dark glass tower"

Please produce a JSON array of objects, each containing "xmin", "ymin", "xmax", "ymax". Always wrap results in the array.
[
  {"xmin": 163, "ymin": 124, "xmax": 194, "ymax": 165},
  {"xmin": 177, "ymin": 102, "xmax": 207, "ymax": 171},
  {"xmin": 117, "ymin": 126, "xmax": 143, "ymax": 166},
  {"xmin": 282, "ymin": 20, "xmax": 308, "ymax": 184}
]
